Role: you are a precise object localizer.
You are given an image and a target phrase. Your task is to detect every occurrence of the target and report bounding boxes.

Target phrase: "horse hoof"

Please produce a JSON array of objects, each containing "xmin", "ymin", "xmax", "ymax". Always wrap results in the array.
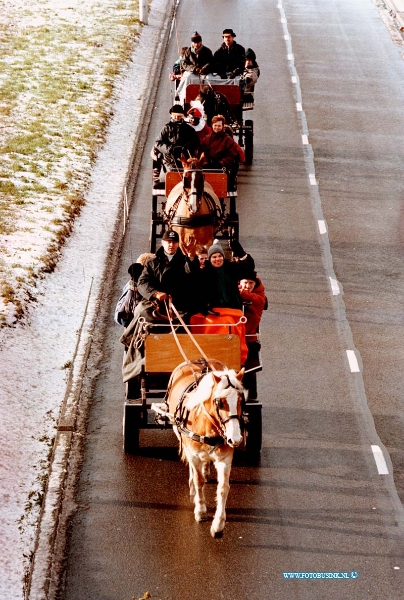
[
  {"xmin": 195, "ymin": 512, "xmax": 208, "ymax": 522},
  {"xmin": 210, "ymin": 527, "xmax": 223, "ymax": 538}
]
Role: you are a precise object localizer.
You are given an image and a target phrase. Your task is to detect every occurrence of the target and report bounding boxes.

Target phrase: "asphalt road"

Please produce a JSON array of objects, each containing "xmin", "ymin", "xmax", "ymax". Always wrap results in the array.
[{"xmin": 61, "ymin": 0, "xmax": 404, "ymax": 598}]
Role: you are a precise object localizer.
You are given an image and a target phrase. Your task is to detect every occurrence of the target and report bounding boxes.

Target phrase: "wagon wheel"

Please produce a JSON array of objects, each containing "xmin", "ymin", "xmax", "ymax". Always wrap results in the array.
[
  {"xmin": 123, "ymin": 402, "xmax": 140, "ymax": 454},
  {"xmin": 244, "ymin": 403, "xmax": 262, "ymax": 456},
  {"xmin": 244, "ymin": 119, "xmax": 254, "ymax": 166}
]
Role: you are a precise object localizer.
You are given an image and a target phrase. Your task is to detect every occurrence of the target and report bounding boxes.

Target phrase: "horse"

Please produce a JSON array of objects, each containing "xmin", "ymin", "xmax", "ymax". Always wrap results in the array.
[
  {"xmin": 164, "ymin": 155, "xmax": 223, "ymax": 256},
  {"xmin": 167, "ymin": 359, "xmax": 246, "ymax": 537},
  {"xmin": 194, "ymin": 85, "xmax": 233, "ymax": 126}
]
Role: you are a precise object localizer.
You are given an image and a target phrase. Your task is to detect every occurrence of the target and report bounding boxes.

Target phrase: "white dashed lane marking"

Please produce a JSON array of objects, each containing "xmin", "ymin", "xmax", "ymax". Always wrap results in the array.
[
  {"xmin": 371, "ymin": 445, "xmax": 389, "ymax": 475},
  {"xmin": 302, "ymin": 134, "xmax": 308, "ymax": 145},
  {"xmin": 287, "ymin": 53, "xmax": 294, "ymax": 60},
  {"xmin": 284, "ymin": 34, "xmax": 290, "ymax": 40},
  {"xmin": 309, "ymin": 174, "xmax": 317, "ymax": 185},
  {"xmin": 296, "ymin": 102, "xmax": 302, "ymax": 111},
  {"xmin": 346, "ymin": 350, "xmax": 360, "ymax": 373},
  {"xmin": 329, "ymin": 277, "xmax": 340, "ymax": 296},
  {"xmin": 291, "ymin": 75, "xmax": 297, "ymax": 83},
  {"xmin": 318, "ymin": 220, "xmax": 327, "ymax": 234}
]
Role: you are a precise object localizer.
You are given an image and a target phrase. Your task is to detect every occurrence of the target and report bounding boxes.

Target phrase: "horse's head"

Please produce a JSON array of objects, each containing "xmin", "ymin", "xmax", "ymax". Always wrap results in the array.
[
  {"xmin": 212, "ymin": 369, "xmax": 246, "ymax": 448},
  {"xmin": 180, "ymin": 154, "xmax": 206, "ymax": 215}
]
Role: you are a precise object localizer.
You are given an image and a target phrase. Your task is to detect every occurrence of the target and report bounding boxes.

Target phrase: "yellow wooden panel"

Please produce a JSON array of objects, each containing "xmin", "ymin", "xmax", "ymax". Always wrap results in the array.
[{"xmin": 145, "ymin": 334, "xmax": 241, "ymax": 372}]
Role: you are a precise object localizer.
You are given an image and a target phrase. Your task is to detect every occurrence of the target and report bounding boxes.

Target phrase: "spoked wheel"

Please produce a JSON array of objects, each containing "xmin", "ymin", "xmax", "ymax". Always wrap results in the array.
[
  {"xmin": 244, "ymin": 119, "xmax": 254, "ymax": 166},
  {"xmin": 123, "ymin": 402, "xmax": 140, "ymax": 454}
]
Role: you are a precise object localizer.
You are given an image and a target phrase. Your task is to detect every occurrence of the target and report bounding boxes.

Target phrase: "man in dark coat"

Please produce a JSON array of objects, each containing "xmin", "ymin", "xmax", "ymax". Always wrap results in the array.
[
  {"xmin": 213, "ymin": 28, "xmax": 245, "ymax": 79},
  {"xmin": 181, "ymin": 32, "xmax": 213, "ymax": 75},
  {"xmin": 151, "ymin": 105, "xmax": 200, "ymax": 187},
  {"xmin": 137, "ymin": 229, "xmax": 199, "ymax": 315}
]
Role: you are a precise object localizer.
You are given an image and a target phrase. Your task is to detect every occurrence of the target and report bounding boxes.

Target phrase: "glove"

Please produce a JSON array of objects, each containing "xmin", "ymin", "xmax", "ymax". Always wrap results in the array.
[
  {"xmin": 154, "ymin": 291, "xmax": 169, "ymax": 302},
  {"xmin": 230, "ymin": 240, "xmax": 246, "ymax": 258},
  {"xmin": 200, "ymin": 305, "xmax": 220, "ymax": 317}
]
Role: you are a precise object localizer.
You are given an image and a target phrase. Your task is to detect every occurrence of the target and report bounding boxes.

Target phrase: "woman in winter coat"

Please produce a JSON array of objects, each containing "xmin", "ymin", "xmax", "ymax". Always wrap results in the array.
[{"xmin": 199, "ymin": 240, "xmax": 255, "ymax": 311}]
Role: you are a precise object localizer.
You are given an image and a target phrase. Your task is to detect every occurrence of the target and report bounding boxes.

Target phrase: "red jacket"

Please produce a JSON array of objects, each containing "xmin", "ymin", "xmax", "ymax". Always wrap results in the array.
[
  {"xmin": 239, "ymin": 277, "xmax": 267, "ymax": 341},
  {"xmin": 200, "ymin": 130, "xmax": 241, "ymax": 170}
]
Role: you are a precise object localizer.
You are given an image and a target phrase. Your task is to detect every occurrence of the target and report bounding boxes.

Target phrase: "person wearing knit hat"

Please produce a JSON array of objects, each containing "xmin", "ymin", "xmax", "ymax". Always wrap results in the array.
[
  {"xmin": 213, "ymin": 29, "xmax": 246, "ymax": 79},
  {"xmin": 207, "ymin": 243, "xmax": 225, "ymax": 260},
  {"xmin": 240, "ymin": 47, "xmax": 260, "ymax": 94},
  {"xmin": 114, "ymin": 260, "xmax": 147, "ymax": 327},
  {"xmin": 198, "ymin": 240, "xmax": 255, "ymax": 312},
  {"xmin": 175, "ymin": 31, "xmax": 214, "ymax": 106},
  {"xmin": 181, "ymin": 32, "xmax": 214, "ymax": 76}
]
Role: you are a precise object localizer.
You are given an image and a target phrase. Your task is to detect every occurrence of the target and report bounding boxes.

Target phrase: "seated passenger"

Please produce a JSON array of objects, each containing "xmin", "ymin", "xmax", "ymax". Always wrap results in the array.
[
  {"xmin": 238, "ymin": 272, "xmax": 268, "ymax": 399},
  {"xmin": 196, "ymin": 246, "xmax": 208, "ymax": 269},
  {"xmin": 199, "ymin": 240, "xmax": 255, "ymax": 311},
  {"xmin": 114, "ymin": 262, "xmax": 144, "ymax": 328},
  {"xmin": 239, "ymin": 272, "xmax": 267, "ymax": 342},
  {"xmin": 240, "ymin": 48, "xmax": 260, "ymax": 93},
  {"xmin": 187, "ymin": 107, "xmax": 212, "ymax": 141},
  {"xmin": 181, "ymin": 32, "xmax": 213, "ymax": 76},
  {"xmin": 150, "ymin": 105, "xmax": 200, "ymax": 188},
  {"xmin": 200, "ymin": 114, "xmax": 241, "ymax": 190},
  {"xmin": 169, "ymin": 46, "xmax": 188, "ymax": 83},
  {"xmin": 175, "ymin": 32, "xmax": 214, "ymax": 104},
  {"xmin": 213, "ymin": 28, "xmax": 245, "ymax": 79},
  {"xmin": 137, "ymin": 229, "xmax": 200, "ymax": 319}
]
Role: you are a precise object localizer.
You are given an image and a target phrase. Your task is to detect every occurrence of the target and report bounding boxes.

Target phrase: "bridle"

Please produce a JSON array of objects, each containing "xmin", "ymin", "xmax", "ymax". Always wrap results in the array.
[
  {"xmin": 182, "ymin": 167, "xmax": 205, "ymax": 215},
  {"xmin": 213, "ymin": 374, "xmax": 245, "ymax": 429},
  {"xmin": 174, "ymin": 370, "xmax": 245, "ymax": 450}
]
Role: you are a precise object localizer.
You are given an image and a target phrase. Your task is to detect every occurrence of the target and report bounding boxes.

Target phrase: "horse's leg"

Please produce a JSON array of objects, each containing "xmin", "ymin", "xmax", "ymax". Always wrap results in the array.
[
  {"xmin": 210, "ymin": 450, "xmax": 234, "ymax": 538},
  {"xmin": 185, "ymin": 447, "xmax": 208, "ymax": 521}
]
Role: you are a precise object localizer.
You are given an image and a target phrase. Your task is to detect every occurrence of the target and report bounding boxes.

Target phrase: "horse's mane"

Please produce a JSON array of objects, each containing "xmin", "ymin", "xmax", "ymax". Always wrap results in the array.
[{"xmin": 184, "ymin": 368, "xmax": 245, "ymax": 412}]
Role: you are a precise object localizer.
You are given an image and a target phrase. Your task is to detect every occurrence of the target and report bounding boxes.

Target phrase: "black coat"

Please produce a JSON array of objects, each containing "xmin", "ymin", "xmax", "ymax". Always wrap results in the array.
[
  {"xmin": 181, "ymin": 45, "xmax": 214, "ymax": 74},
  {"xmin": 155, "ymin": 120, "xmax": 200, "ymax": 170},
  {"xmin": 213, "ymin": 42, "xmax": 246, "ymax": 78},
  {"xmin": 137, "ymin": 247, "xmax": 199, "ymax": 313},
  {"xmin": 199, "ymin": 255, "xmax": 255, "ymax": 310}
]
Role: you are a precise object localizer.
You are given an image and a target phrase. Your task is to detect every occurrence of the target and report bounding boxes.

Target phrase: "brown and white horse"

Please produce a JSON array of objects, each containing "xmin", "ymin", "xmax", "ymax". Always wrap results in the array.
[
  {"xmin": 164, "ymin": 155, "xmax": 223, "ymax": 256},
  {"xmin": 167, "ymin": 359, "xmax": 246, "ymax": 537}
]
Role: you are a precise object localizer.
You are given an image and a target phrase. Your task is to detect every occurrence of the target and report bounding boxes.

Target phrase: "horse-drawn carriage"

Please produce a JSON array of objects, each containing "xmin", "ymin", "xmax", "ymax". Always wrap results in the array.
[
  {"xmin": 122, "ymin": 309, "xmax": 263, "ymax": 457},
  {"xmin": 120, "ymin": 54, "xmax": 262, "ymax": 538},
  {"xmin": 122, "ymin": 306, "xmax": 262, "ymax": 537}
]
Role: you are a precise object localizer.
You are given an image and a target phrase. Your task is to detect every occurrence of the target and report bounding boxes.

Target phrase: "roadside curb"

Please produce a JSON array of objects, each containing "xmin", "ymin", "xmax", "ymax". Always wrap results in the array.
[
  {"xmin": 27, "ymin": 1, "xmax": 176, "ymax": 598},
  {"xmin": 384, "ymin": 0, "xmax": 404, "ymax": 30}
]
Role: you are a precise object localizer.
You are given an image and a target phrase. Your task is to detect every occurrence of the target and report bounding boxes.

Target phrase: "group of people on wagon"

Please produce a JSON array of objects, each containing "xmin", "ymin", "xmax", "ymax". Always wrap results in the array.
[
  {"xmin": 171, "ymin": 29, "xmax": 260, "ymax": 94},
  {"xmin": 151, "ymin": 28, "xmax": 259, "ymax": 191},
  {"xmin": 151, "ymin": 107, "xmax": 244, "ymax": 191},
  {"xmin": 116, "ymin": 232, "xmax": 267, "ymax": 396}
]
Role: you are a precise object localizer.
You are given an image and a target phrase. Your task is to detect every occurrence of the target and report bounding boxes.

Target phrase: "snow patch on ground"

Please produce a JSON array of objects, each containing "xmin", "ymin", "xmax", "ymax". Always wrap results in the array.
[{"xmin": 0, "ymin": 0, "xmax": 170, "ymax": 596}]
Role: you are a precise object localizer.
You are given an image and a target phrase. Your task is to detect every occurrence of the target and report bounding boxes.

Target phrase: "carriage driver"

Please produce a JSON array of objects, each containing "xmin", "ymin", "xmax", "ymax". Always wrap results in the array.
[
  {"xmin": 150, "ymin": 105, "xmax": 200, "ymax": 188},
  {"xmin": 137, "ymin": 229, "xmax": 200, "ymax": 318}
]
